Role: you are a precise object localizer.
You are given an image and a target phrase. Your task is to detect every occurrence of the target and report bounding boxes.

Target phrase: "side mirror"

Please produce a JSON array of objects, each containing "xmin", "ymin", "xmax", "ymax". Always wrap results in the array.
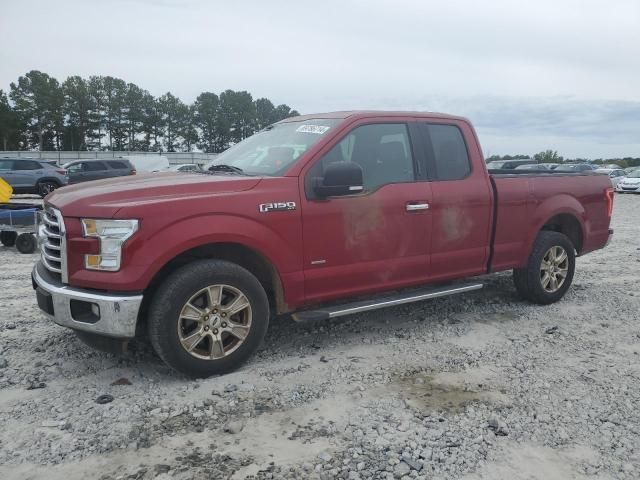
[{"xmin": 314, "ymin": 162, "xmax": 364, "ymax": 198}]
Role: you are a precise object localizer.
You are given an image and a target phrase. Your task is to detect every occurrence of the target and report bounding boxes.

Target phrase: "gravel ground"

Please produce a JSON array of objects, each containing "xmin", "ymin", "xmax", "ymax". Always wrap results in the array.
[{"xmin": 0, "ymin": 194, "xmax": 638, "ymax": 480}]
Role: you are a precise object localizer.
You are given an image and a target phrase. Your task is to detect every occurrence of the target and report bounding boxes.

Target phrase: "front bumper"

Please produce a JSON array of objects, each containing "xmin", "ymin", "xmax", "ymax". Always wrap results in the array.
[
  {"xmin": 617, "ymin": 184, "xmax": 640, "ymax": 192},
  {"xmin": 32, "ymin": 263, "xmax": 142, "ymax": 338}
]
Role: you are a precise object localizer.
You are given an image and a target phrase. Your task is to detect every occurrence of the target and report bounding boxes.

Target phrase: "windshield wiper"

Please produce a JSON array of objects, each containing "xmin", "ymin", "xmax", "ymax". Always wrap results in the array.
[{"xmin": 206, "ymin": 164, "xmax": 246, "ymax": 175}]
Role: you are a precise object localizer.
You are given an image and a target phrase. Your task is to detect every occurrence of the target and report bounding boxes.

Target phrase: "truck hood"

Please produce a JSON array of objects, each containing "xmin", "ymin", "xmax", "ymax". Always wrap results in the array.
[{"xmin": 46, "ymin": 172, "xmax": 262, "ymax": 218}]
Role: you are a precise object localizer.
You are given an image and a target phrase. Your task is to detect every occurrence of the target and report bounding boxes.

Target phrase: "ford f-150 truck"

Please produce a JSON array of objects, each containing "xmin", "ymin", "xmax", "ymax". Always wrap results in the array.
[{"xmin": 32, "ymin": 111, "xmax": 614, "ymax": 377}]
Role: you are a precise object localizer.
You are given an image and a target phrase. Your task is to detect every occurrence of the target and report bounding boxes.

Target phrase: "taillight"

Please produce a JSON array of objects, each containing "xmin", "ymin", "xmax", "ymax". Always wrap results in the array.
[
  {"xmin": 130, "ymin": 169, "xmax": 136, "ymax": 175},
  {"xmin": 56, "ymin": 169, "xmax": 66, "ymax": 175},
  {"xmin": 605, "ymin": 188, "xmax": 614, "ymax": 218}
]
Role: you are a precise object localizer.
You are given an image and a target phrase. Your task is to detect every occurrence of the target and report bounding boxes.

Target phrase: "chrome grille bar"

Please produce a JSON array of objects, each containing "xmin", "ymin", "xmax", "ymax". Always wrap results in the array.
[{"xmin": 39, "ymin": 205, "xmax": 68, "ymax": 283}]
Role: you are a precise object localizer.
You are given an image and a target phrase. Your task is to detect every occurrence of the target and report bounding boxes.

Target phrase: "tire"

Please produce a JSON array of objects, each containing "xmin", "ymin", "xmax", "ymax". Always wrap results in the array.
[
  {"xmin": 513, "ymin": 231, "xmax": 576, "ymax": 305},
  {"xmin": 75, "ymin": 330, "xmax": 129, "ymax": 354},
  {"xmin": 1, "ymin": 231, "xmax": 17, "ymax": 247},
  {"xmin": 37, "ymin": 180, "xmax": 59, "ymax": 198},
  {"xmin": 147, "ymin": 259, "xmax": 270, "ymax": 377},
  {"xmin": 15, "ymin": 233, "xmax": 37, "ymax": 254}
]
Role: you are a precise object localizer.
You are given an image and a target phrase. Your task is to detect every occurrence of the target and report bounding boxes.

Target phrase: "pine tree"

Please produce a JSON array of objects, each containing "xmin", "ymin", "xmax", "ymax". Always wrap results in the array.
[
  {"xmin": 62, "ymin": 76, "xmax": 93, "ymax": 150},
  {"xmin": 86, "ymin": 76, "xmax": 106, "ymax": 150},
  {"xmin": 158, "ymin": 92, "xmax": 184, "ymax": 152},
  {"xmin": 194, "ymin": 92, "xmax": 219, "ymax": 153},
  {"xmin": 0, "ymin": 90, "xmax": 22, "ymax": 150},
  {"xmin": 9, "ymin": 70, "xmax": 63, "ymax": 150}
]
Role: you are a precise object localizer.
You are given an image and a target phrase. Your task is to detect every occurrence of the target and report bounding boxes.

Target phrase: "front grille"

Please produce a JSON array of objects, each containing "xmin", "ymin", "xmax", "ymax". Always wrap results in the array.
[{"xmin": 39, "ymin": 205, "xmax": 68, "ymax": 283}]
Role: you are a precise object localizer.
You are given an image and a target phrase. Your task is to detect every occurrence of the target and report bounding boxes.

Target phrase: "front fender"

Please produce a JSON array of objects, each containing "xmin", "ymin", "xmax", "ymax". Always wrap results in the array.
[{"xmin": 69, "ymin": 213, "xmax": 303, "ymax": 299}]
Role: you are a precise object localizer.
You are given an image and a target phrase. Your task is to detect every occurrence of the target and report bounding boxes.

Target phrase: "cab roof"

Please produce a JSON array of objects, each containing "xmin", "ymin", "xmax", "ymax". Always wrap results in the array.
[{"xmin": 278, "ymin": 110, "xmax": 469, "ymax": 123}]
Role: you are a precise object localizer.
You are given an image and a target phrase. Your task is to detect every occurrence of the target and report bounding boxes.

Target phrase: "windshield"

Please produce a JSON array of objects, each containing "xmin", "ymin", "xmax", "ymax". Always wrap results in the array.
[
  {"xmin": 204, "ymin": 119, "xmax": 341, "ymax": 176},
  {"xmin": 628, "ymin": 170, "xmax": 640, "ymax": 178}
]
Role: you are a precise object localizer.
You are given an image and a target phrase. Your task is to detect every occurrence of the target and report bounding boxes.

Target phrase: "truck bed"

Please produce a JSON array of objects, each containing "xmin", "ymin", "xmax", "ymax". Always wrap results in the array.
[{"xmin": 487, "ymin": 171, "xmax": 612, "ymax": 273}]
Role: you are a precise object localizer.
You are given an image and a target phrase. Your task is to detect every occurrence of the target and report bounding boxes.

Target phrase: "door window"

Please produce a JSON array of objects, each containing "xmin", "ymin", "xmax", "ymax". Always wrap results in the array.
[
  {"xmin": 15, "ymin": 160, "xmax": 41, "ymax": 170},
  {"xmin": 311, "ymin": 123, "xmax": 415, "ymax": 193},
  {"xmin": 0, "ymin": 160, "xmax": 14, "ymax": 171}
]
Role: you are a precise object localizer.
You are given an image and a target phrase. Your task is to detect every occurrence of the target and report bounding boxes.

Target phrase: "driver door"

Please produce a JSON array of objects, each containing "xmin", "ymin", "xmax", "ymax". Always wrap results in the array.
[{"xmin": 300, "ymin": 121, "xmax": 433, "ymax": 304}]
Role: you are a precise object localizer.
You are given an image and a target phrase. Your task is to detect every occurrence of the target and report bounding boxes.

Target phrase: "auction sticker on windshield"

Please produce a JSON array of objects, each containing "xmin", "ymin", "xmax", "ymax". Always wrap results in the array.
[{"xmin": 296, "ymin": 125, "xmax": 331, "ymax": 134}]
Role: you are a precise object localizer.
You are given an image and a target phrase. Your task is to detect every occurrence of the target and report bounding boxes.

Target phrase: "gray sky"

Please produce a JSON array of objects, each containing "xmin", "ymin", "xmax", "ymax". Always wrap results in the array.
[{"xmin": 2, "ymin": 0, "xmax": 639, "ymax": 158}]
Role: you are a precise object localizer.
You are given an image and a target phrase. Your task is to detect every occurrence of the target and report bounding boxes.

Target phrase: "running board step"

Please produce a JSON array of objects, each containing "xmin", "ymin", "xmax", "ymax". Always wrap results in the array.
[{"xmin": 291, "ymin": 282, "xmax": 484, "ymax": 322}]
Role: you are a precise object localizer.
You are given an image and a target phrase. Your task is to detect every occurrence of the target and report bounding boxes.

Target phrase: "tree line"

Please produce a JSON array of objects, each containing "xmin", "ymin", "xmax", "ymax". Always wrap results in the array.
[
  {"xmin": 0, "ymin": 70, "xmax": 300, "ymax": 153},
  {"xmin": 486, "ymin": 150, "xmax": 640, "ymax": 168}
]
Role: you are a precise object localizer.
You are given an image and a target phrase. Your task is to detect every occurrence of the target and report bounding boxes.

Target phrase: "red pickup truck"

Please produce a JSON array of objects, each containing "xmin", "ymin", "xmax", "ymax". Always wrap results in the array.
[{"xmin": 33, "ymin": 111, "xmax": 614, "ymax": 377}]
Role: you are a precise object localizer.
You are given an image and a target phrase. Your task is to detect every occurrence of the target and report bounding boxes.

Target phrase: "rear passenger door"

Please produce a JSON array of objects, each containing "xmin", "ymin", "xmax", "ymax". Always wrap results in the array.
[
  {"xmin": 12, "ymin": 160, "xmax": 43, "ymax": 188},
  {"xmin": 415, "ymin": 122, "xmax": 493, "ymax": 281},
  {"xmin": 300, "ymin": 120, "xmax": 433, "ymax": 304}
]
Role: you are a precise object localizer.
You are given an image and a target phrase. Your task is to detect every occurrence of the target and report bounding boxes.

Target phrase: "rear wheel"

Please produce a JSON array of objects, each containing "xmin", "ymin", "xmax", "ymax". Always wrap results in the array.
[
  {"xmin": 147, "ymin": 260, "xmax": 269, "ymax": 377},
  {"xmin": 1, "ymin": 231, "xmax": 17, "ymax": 247},
  {"xmin": 15, "ymin": 233, "xmax": 37, "ymax": 254},
  {"xmin": 37, "ymin": 180, "xmax": 59, "ymax": 197},
  {"xmin": 513, "ymin": 231, "xmax": 576, "ymax": 305}
]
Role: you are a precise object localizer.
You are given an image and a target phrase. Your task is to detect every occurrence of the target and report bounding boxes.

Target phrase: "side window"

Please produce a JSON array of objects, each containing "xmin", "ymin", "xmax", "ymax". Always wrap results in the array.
[
  {"xmin": 0, "ymin": 160, "xmax": 14, "ymax": 171},
  {"xmin": 84, "ymin": 162, "xmax": 107, "ymax": 171},
  {"xmin": 316, "ymin": 123, "xmax": 415, "ymax": 192},
  {"xmin": 425, "ymin": 124, "xmax": 471, "ymax": 181},
  {"xmin": 15, "ymin": 160, "xmax": 41, "ymax": 170},
  {"xmin": 107, "ymin": 161, "xmax": 127, "ymax": 169},
  {"xmin": 66, "ymin": 163, "xmax": 83, "ymax": 173}
]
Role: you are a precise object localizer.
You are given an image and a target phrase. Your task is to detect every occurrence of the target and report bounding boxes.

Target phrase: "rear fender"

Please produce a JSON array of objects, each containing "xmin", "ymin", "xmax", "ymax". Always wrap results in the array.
[{"xmin": 520, "ymin": 194, "xmax": 587, "ymax": 265}]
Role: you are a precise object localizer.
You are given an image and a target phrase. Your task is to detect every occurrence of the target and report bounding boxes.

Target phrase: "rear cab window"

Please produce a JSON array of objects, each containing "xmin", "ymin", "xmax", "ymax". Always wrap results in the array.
[{"xmin": 417, "ymin": 123, "xmax": 471, "ymax": 181}]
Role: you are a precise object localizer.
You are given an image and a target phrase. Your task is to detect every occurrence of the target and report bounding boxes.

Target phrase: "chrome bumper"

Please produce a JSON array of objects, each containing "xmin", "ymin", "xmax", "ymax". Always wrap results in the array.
[{"xmin": 32, "ymin": 265, "xmax": 142, "ymax": 338}]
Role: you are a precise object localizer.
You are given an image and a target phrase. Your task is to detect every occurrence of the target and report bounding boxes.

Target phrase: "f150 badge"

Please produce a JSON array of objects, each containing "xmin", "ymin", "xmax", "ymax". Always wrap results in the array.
[{"xmin": 259, "ymin": 201, "xmax": 297, "ymax": 213}]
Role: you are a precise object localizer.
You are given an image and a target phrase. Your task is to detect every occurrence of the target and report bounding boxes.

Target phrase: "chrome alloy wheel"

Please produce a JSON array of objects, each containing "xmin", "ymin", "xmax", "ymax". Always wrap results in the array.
[
  {"xmin": 177, "ymin": 284, "xmax": 252, "ymax": 360},
  {"xmin": 540, "ymin": 246, "xmax": 569, "ymax": 293}
]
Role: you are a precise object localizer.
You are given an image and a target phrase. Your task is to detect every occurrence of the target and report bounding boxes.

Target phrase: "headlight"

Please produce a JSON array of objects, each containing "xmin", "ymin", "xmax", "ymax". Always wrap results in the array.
[{"xmin": 81, "ymin": 219, "xmax": 139, "ymax": 271}]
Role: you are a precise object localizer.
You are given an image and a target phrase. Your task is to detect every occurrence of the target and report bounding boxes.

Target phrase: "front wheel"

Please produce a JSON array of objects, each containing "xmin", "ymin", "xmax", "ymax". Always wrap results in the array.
[
  {"xmin": 147, "ymin": 260, "xmax": 269, "ymax": 377},
  {"xmin": 513, "ymin": 231, "xmax": 576, "ymax": 305}
]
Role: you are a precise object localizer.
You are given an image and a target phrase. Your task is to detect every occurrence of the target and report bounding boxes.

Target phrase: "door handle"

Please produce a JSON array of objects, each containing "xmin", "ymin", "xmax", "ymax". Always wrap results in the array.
[{"xmin": 406, "ymin": 202, "xmax": 430, "ymax": 212}]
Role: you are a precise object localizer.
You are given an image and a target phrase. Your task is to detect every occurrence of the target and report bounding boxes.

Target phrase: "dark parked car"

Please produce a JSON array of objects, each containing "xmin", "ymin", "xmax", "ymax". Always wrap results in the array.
[
  {"xmin": 554, "ymin": 164, "xmax": 596, "ymax": 172},
  {"xmin": 515, "ymin": 164, "xmax": 548, "ymax": 171},
  {"xmin": 62, "ymin": 159, "xmax": 136, "ymax": 184},
  {"xmin": 0, "ymin": 158, "xmax": 68, "ymax": 197},
  {"xmin": 486, "ymin": 159, "xmax": 534, "ymax": 170}
]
